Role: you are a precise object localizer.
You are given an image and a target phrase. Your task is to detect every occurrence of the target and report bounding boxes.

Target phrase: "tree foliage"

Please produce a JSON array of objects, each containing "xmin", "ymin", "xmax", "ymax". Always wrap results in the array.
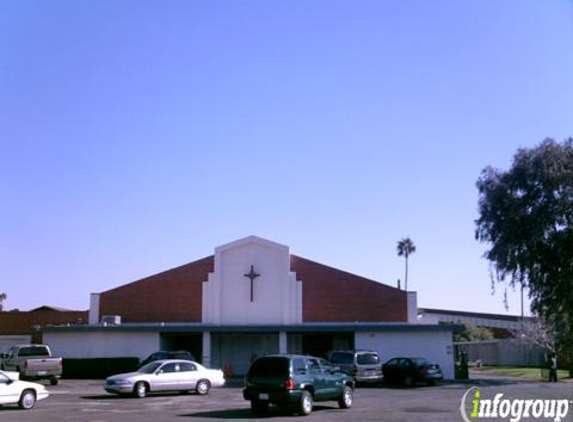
[
  {"xmin": 454, "ymin": 321, "xmax": 494, "ymax": 343},
  {"xmin": 0, "ymin": 293, "xmax": 6, "ymax": 311},
  {"xmin": 475, "ymin": 138, "xmax": 573, "ymax": 348}
]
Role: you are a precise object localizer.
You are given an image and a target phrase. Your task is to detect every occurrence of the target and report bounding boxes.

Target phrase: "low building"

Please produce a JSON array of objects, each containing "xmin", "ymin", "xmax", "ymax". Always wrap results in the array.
[
  {"xmin": 0, "ymin": 306, "xmax": 87, "ymax": 352},
  {"xmin": 418, "ymin": 307, "xmax": 529, "ymax": 338},
  {"xmin": 43, "ymin": 236, "xmax": 458, "ymax": 378}
]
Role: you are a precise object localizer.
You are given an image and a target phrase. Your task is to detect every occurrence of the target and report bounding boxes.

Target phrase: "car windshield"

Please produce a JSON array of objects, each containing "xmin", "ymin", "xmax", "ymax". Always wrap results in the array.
[
  {"xmin": 412, "ymin": 358, "xmax": 429, "ymax": 366},
  {"xmin": 249, "ymin": 357, "xmax": 289, "ymax": 377},
  {"xmin": 329, "ymin": 352, "xmax": 353, "ymax": 364},
  {"xmin": 357, "ymin": 353, "xmax": 380, "ymax": 365},
  {"xmin": 138, "ymin": 362, "xmax": 162, "ymax": 374}
]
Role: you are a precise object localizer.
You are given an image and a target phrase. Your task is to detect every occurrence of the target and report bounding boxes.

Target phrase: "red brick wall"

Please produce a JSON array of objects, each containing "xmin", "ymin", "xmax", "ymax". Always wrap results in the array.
[
  {"xmin": 99, "ymin": 256, "xmax": 213, "ymax": 323},
  {"xmin": 98, "ymin": 254, "xmax": 406, "ymax": 324},
  {"xmin": 0, "ymin": 309, "xmax": 88, "ymax": 335},
  {"xmin": 291, "ymin": 255, "xmax": 408, "ymax": 322}
]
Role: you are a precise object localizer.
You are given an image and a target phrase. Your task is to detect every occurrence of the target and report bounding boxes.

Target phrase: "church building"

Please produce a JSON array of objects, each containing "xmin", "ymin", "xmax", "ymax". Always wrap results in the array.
[{"xmin": 43, "ymin": 236, "xmax": 457, "ymax": 378}]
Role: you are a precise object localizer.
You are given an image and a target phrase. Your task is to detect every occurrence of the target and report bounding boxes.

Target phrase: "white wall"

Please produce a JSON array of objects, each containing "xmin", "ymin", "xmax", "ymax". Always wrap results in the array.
[
  {"xmin": 356, "ymin": 331, "xmax": 455, "ymax": 379},
  {"xmin": 44, "ymin": 331, "xmax": 160, "ymax": 360},
  {"xmin": 0, "ymin": 335, "xmax": 31, "ymax": 353},
  {"xmin": 202, "ymin": 236, "xmax": 302, "ymax": 325}
]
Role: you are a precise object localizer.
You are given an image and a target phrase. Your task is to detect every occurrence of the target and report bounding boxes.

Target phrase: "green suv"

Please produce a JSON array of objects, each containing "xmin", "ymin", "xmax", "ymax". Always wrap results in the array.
[{"xmin": 243, "ymin": 354, "xmax": 355, "ymax": 416}]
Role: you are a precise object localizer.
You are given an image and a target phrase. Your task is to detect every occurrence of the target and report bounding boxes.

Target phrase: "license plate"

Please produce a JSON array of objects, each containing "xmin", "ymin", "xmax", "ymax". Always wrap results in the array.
[
  {"xmin": 259, "ymin": 393, "xmax": 269, "ymax": 400},
  {"xmin": 38, "ymin": 371, "xmax": 47, "ymax": 376}
]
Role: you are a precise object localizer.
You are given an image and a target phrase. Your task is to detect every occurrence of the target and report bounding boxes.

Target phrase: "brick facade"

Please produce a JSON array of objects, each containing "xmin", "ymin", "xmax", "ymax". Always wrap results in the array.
[
  {"xmin": 97, "ymin": 253, "xmax": 407, "ymax": 323},
  {"xmin": 290, "ymin": 255, "xmax": 407, "ymax": 322},
  {"xmin": 99, "ymin": 256, "xmax": 213, "ymax": 323}
]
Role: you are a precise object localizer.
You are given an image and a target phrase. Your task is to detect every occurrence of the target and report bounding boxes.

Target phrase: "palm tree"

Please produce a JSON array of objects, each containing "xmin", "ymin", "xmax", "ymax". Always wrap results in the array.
[{"xmin": 396, "ymin": 238, "xmax": 416, "ymax": 291}]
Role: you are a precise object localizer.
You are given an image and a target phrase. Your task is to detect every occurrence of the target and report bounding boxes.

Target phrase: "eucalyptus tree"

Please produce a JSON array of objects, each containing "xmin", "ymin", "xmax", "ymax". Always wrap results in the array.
[{"xmin": 475, "ymin": 138, "xmax": 573, "ymax": 356}]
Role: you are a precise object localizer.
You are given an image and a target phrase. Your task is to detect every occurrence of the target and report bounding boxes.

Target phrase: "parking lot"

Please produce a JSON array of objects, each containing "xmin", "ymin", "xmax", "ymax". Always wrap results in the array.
[{"xmin": 1, "ymin": 375, "xmax": 572, "ymax": 422}]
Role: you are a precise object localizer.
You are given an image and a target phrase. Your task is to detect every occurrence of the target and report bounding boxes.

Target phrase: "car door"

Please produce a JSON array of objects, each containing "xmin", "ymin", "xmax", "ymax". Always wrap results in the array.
[
  {"xmin": 383, "ymin": 358, "xmax": 399, "ymax": 381},
  {"xmin": 307, "ymin": 358, "xmax": 328, "ymax": 400},
  {"xmin": 178, "ymin": 362, "xmax": 198, "ymax": 391},
  {"xmin": 0, "ymin": 373, "xmax": 19, "ymax": 405},
  {"xmin": 398, "ymin": 358, "xmax": 413, "ymax": 381},
  {"xmin": 153, "ymin": 362, "xmax": 180, "ymax": 391},
  {"xmin": 318, "ymin": 359, "xmax": 340, "ymax": 399},
  {"xmin": 3, "ymin": 348, "xmax": 16, "ymax": 371}
]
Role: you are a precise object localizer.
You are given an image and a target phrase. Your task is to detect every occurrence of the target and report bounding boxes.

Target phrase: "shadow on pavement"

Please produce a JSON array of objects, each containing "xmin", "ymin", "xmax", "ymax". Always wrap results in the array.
[{"xmin": 179, "ymin": 405, "xmax": 338, "ymax": 419}]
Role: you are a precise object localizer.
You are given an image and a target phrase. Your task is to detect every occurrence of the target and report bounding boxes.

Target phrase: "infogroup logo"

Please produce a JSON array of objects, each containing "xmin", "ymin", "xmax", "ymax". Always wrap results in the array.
[{"xmin": 460, "ymin": 387, "xmax": 571, "ymax": 422}]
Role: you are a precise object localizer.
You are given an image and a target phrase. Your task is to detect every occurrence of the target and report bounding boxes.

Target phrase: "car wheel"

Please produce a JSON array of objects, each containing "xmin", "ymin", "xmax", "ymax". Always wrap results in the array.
[
  {"xmin": 19, "ymin": 389, "xmax": 36, "ymax": 410},
  {"xmin": 297, "ymin": 390, "xmax": 313, "ymax": 416},
  {"xmin": 50, "ymin": 376, "xmax": 58, "ymax": 386},
  {"xmin": 404, "ymin": 375, "xmax": 414, "ymax": 387},
  {"xmin": 338, "ymin": 385, "xmax": 354, "ymax": 409},
  {"xmin": 195, "ymin": 379, "xmax": 211, "ymax": 395},
  {"xmin": 251, "ymin": 400, "xmax": 269, "ymax": 415},
  {"xmin": 133, "ymin": 381, "xmax": 148, "ymax": 398},
  {"xmin": 338, "ymin": 385, "xmax": 353, "ymax": 409},
  {"xmin": 427, "ymin": 379, "xmax": 436, "ymax": 386}
]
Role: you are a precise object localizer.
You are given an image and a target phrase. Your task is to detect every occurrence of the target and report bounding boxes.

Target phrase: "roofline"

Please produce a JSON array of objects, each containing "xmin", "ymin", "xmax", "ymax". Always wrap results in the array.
[
  {"xmin": 42, "ymin": 322, "xmax": 462, "ymax": 334},
  {"xmin": 290, "ymin": 254, "xmax": 404, "ymax": 293},
  {"xmin": 418, "ymin": 307, "xmax": 533, "ymax": 322}
]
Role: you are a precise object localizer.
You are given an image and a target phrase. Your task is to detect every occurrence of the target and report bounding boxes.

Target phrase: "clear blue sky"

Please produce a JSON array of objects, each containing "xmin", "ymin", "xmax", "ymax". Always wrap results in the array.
[{"xmin": 1, "ymin": 0, "xmax": 572, "ymax": 315}]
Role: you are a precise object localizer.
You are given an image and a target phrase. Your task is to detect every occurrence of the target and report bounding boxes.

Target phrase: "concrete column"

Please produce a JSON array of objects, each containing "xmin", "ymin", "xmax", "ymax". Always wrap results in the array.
[
  {"xmin": 407, "ymin": 291, "xmax": 418, "ymax": 323},
  {"xmin": 89, "ymin": 293, "xmax": 100, "ymax": 325},
  {"xmin": 202, "ymin": 331, "xmax": 211, "ymax": 367},
  {"xmin": 279, "ymin": 331, "xmax": 287, "ymax": 353}
]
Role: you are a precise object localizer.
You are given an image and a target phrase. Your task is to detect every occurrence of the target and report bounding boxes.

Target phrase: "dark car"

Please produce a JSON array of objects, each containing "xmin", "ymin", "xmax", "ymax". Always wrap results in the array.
[
  {"xmin": 382, "ymin": 357, "xmax": 443, "ymax": 387},
  {"xmin": 243, "ymin": 354, "xmax": 355, "ymax": 416},
  {"xmin": 327, "ymin": 350, "xmax": 383, "ymax": 384},
  {"xmin": 139, "ymin": 350, "xmax": 196, "ymax": 367}
]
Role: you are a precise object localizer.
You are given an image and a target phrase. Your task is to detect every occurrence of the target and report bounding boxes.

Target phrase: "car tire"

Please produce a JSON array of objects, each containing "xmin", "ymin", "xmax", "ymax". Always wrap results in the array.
[
  {"xmin": 19, "ymin": 389, "xmax": 36, "ymax": 410},
  {"xmin": 404, "ymin": 375, "xmax": 414, "ymax": 388},
  {"xmin": 50, "ymin": 376, "xmax": 58, "ymax": 386},
  {"xmin": 133, "ymin": 381, "xmax": 148, "ymax": 398},
  {"xmin": 338, "ymin": 385, "xmax": 353, "ymax": 409},
  {"xmin": 195, "ymin": 379, "xmax": 211, "ymax": 395},
  {"xmin": 297, "ymin": 390, "xmax": 313, "ymax": 416},
  {"xmin": 251, "ymin": 400, "xmax": 269, "ymax": 415}
]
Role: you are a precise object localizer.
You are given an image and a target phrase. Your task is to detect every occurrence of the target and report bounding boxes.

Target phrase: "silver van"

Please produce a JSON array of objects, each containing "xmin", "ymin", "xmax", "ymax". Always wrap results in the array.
[{"xmin": 327, "ymin": 350, "xmax": 383, "ymax": 384}]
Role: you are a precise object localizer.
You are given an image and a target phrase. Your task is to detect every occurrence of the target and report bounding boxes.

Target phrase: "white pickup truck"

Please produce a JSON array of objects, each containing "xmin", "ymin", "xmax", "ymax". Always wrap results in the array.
[{"xmin": 1, "ymin": 344, "xmax": 62, "ymax": 385}]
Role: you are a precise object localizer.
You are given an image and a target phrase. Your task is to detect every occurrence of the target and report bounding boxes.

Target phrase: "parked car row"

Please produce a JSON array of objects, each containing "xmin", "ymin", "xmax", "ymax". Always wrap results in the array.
[
  {"xmin": 0, "ymin": 344, "xmax": 442, "ymax": 416},
  {"xmin": 327, "ymin": 349, "xmax": 443, "ymax": 387}
]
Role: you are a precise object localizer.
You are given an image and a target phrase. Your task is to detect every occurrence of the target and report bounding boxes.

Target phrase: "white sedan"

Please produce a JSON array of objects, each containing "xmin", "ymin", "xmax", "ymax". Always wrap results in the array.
[
  {"xmin": 0, "ymin": 370, "xmax": 49, "ymax": 409},
  {"xmin": 104, "ymin": 359, "xmax": 225, "ymax": 398}
]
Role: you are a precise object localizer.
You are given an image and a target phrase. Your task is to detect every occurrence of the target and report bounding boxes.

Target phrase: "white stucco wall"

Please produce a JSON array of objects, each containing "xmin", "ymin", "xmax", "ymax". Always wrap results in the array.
[
  {"xmin": 0, "ymin": 335, "xmax": 31, "ymax": 353},
  {"xmin": 355, "ymin": 331, "xmax": 455, "ymax": 379},
  {"xmin": 202, "ymin": 236, "xmax": 302, "ymax": 324},
  {"xmin": 44, "ymin": 331, "xmax": 160, "ymax": 360}
]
